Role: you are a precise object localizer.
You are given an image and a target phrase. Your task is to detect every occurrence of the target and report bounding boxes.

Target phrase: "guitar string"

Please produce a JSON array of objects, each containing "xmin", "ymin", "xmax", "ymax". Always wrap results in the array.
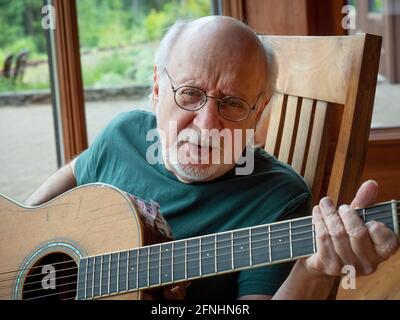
[
  {"xmin": 0, "ymin": 226, "xmax": 329, "ymax": 294},
  {"xmin": 1, "ymin": 214, "xmax": 396, "ymax": 298},
  {"xmin": 0, "ymin": 225, "xmax": 322, "ymax": 287},
  {"xmin": 0, "ymin": 207, "xmax": 395, "ymax": 283},
  {"xmin": 0, "ymin": 204, "xmax": 395, "ymax": 279},
  {"xmin": 0, "ymin": 239, "xmax": 308, "ymax": 299},
  {"xmin": 0, "ymin": 206, "xmax": 397, "ymax": 287},
  {"xmin": 0, "ymin": 235, "xmax": 322, "ymax": 300},
  {"xmin": 0, "ymin": 207, "xmax": 396, "ymax": 291}
]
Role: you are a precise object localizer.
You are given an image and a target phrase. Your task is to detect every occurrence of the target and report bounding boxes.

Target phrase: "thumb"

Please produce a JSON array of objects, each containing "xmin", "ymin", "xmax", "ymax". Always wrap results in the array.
[
  {"xmin": 350, "ymin": 180, "xmax": 379, "ymax": 209},
  {"xmin": 162, "ymin": 282, "xmax": 190, "ymax": 300}
]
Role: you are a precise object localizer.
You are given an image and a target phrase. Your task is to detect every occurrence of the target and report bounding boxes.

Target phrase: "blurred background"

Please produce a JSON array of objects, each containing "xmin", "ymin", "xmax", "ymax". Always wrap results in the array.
[{"xmin": 0, "ymin": 0, "xmax": 399, "ymax": 203}]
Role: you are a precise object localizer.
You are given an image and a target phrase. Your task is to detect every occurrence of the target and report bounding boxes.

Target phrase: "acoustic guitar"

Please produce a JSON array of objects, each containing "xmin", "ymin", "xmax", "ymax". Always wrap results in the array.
[{"xmin": 0, "ymin": 183, "xmax": 398, "ymax": 300}]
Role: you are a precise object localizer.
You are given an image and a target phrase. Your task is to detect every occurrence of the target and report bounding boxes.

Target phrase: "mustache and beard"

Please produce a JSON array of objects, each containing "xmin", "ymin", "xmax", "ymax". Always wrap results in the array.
[
  {"xmin": 162, "ymin": 127, "xmax": 231, "ymax": 183},
  {"xmin": 154, "ymin": 96, "xmax": 255, "ymax": 182}
]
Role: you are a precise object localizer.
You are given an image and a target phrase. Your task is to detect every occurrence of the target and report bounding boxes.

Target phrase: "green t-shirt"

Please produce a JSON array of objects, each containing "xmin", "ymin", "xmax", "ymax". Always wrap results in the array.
[{"xmin": 75, "ymin": 110, "xmax": 312, "ymax": 299}]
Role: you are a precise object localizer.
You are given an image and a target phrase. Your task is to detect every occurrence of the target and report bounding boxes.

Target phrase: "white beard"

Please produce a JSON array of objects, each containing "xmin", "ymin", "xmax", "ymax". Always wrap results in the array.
[{"xmin": 165, "ymin": 141, "xmax": 222, "ymax": 182}]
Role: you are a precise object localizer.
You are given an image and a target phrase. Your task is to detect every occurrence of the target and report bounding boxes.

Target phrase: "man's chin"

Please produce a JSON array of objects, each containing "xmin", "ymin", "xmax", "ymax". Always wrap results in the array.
[{"xmin": 168, "ymin": 162, "xmax": 223, "ymax": 183}]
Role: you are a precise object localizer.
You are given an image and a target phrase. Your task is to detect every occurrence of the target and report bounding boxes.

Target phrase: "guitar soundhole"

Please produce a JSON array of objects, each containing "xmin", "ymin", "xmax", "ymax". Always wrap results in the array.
[{"xmin": 22, "ymin": 252, "xmax": 77, "ymax": 300}]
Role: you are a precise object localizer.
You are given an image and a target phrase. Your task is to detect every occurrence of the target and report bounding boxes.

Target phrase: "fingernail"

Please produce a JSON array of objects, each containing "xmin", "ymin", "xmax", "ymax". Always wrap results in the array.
[
  {"xmin": 169, "ymin": 286, "xmax": 179, "ymax": 293},
  {"xmin": 339, "ymin": 204, "xmax": 349, "ymax": 212},
  {"xmin": 321, "ymin": 197, "xmax": 334, "ymax": 210}
]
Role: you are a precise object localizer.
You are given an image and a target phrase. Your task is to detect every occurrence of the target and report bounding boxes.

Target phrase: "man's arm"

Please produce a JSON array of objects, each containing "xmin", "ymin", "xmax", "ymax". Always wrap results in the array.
[
  {"xmin": 239, "ymin": 180, "xmax": 399, "ymax": 300},
  {"xmin": 24, "ymin": 158, "xmax": 78, "ymax": 206}
]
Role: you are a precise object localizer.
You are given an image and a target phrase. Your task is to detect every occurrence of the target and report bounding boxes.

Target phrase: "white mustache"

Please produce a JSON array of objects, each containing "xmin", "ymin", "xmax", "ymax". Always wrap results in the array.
[{"xmin": 177, "ymin": 129, "xmax": 222, "ymax": 150}]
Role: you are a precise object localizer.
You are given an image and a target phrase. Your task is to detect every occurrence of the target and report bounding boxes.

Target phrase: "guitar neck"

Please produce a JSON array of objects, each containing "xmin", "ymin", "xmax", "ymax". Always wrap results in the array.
[{"xmin": 76, "ymin": 200, "xmax": 400, "ymax": 299}]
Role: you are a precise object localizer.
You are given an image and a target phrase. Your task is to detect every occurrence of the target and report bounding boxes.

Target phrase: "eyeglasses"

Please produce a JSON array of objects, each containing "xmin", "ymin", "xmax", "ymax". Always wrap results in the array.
[{"xmin": 165, "ymin": 69, "xmax": 262, "ymax": 122}]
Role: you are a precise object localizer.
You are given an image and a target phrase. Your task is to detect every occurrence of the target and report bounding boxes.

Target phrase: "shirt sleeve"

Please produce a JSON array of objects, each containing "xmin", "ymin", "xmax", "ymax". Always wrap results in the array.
[
  {"xmin": 74, "ymin": 117, "xmax": 117, "ymax": 186},
  {"xmin": 236, "ymin": 192, "xmax": 312, "ymax": 298}
]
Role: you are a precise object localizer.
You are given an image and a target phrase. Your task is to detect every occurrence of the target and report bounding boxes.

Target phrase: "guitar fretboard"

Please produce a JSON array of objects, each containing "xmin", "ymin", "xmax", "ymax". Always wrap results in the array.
[{"xmin": 76, "ymin": 200, "xmax": 399, "ymax": 299}]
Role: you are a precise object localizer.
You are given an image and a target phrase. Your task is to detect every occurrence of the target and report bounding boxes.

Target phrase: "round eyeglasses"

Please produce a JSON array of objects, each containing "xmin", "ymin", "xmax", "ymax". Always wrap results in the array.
[{"xmin": 165, "ymin": 69, "xmax": 262, "ymax": 122}]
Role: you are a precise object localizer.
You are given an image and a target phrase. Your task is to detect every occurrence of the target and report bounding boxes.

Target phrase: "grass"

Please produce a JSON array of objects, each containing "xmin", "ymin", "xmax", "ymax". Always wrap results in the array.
[{"xmin": 0, "ymin": 42, "xmax": 157, "ymax": 93}]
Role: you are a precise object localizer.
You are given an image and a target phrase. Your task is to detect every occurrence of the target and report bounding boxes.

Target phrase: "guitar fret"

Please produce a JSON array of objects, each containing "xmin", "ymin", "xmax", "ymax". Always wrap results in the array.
[
  {"xmin": 171, "ymin": 242, "xmax": 174, "ymax": 282},
  {"xmin": 184, "ymin": 240, "xmax": 187, "ymax": 279},
  {"xmin": 76, "ymin": 258, "xmax": 87, "ymax": 300},
  {"xmin": 147, "ymin": 246, "xmax": 150, "ymax": 287},
  {"xmin": 159, "ymin": 245, "xmax": 162, "ymax": 284},
  {"xmin": 268, "ymin": 225, "xmax": 272, "ymax": 262},
  {"xmin": 292, "ymin": 217, "xmax": 314, "ymax": 257},
  {"xmin": 199, "ymin": 238, "xmax": 202, "ymax": 276},
  {"xmin": 84, "ymin": 257, "xmax": 88, "ymax": 299},
  {"xmin": 172, "ymin": 240, "xmax": 185, "ymax": 281},
  {"xmin": 108, "ymin": 254, "xmax": 111, "ymax": 295},
  {"xmin": 161, "ymin": 243, "xmax": 173, "ymax": 283},
  {"xmin": 248, "ymin": 229, "xmax": 252, "ymax": 266},
  {"xmin": 110, "ymin": 253, "xmax": 118, "ymax": 294},
  {"xmin": 214, "ymin": 234, "xmax": 217, "ymax": 272},
  {"xmin": 99, "ymin": 255, "xmax": 103, "ymax": 296},
  {"xmin": 232, "ymin": 230, "xmax": 250, "ymax": 268},
  {"xmin": 216, "ymin": 233, "xmax": 232, "ymax": 272},
  {"xmin": 312, "ymin": 223, "xmax": 316, "ymax": 253},
  {"xmin": 87, "ymin": 257, "xmax": 94, "ymax": 299},
  {"xmin": 289, "ymin": 221, "xmax": 293, "ymax": 258},
  {"xmin": 117, "ymin": 252, "xmax": 120, "ymax": 293},
  {"xmin": 119, "ymin": 251, "xmax": 127, "ymax": 292},
  {"xmin": 138, "ymin": 248, "xmax": 149, "ymax": 288},
  {"xmin": 270, "ymin": 222, "xmax": 291, "ymax": 261},
  {"xmin": 126, "ymin": 250, "xmax": 131, "ymax": 291},
  {"xmin": 200, "ymin": 236, "xmax": 215, "ymax": 275},
  {"xmin": 91, "ymin": 257, "xmax": 95, "ymax": 298},
  {"xmin": 186, "ymin": 239, "xmax": 200, "ymax": 278},
  {"xmin": 392, "ymin": 200, "xmax": 399, "ymax": 235},
  {"xmin": 126, "ymin": 251, "xmax": 129, "ymax": 291},
  {"xmin": 93, "ymin": 255, "xmax": 101, "ymax": 297},
  {"xmin": 231, "ymin": 232, "xmax": 234, "ymax": 269},
  {"xmin": 362, "ymin": 208, "xmax": 366, "ymax": 222},
  {"xmin": 101, "ymin": 254, "xmax": 110, "ymax": 296},
  {"xmin": 136, "ymin": 249, "xmax": 139, "ymax": 289}
]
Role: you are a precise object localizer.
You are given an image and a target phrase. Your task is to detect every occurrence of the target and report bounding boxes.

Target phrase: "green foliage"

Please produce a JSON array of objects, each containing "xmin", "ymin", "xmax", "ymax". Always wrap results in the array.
[{"xmin": 0, "ymin": 0, "xmax": 211, "ymax": 93}]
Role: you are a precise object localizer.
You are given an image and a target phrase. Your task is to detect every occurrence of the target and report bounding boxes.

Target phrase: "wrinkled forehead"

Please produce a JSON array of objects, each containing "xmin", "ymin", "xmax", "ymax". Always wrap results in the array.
[{"xmin": 167, "ymin": 21, "xmax": 267, "ymax": 89}]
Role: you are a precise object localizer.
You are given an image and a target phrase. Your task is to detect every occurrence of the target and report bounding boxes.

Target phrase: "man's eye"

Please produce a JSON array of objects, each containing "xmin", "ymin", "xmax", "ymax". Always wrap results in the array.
[
  {"xmin": 224, "ymin": 99, "xmax": 245, "ymax": 109},
  {"xmin": 181, "ymin": 89, "xmax": 202, "ymax": 97}
]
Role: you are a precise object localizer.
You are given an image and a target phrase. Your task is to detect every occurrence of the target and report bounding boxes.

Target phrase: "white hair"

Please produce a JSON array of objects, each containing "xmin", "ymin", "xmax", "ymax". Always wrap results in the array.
[{"xmin": 153, "ymin": 19, "xmax": 279, "ymax": 99}]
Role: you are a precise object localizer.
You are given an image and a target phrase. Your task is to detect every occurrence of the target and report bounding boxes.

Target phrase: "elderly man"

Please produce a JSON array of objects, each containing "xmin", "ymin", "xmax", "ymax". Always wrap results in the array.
[{"xmin": 25, "ymin": 16, "xmax": 398, "ymax": 300}]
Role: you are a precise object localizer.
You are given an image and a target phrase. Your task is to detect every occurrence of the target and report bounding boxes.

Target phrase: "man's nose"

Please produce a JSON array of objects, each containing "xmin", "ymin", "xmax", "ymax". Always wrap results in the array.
[{"xmin": 192, "ymin": 98, "xmax": 223, "ymax": 130}]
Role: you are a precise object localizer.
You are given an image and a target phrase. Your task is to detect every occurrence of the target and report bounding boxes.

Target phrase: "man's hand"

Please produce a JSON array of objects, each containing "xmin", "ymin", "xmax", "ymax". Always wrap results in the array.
[
  {"xmin": 302, "ymin": 180, "xmax": 399, "ymax": 278},
  {"xmin": 142, "ymin": 282, "xmax": 190, "ymax": 300}
]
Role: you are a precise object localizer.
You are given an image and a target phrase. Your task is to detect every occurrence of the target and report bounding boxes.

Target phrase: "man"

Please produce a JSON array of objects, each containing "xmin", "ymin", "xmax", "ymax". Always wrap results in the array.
[{"xmin": 25, "ymin": 16, "xmax": 398, "ymax": 300}]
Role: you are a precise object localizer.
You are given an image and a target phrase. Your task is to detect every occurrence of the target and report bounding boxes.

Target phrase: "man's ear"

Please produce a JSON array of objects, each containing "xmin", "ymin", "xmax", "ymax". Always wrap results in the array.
[
  {"xmin": 254, "ymin": 95, "xmax": 272, "ymax": 147},
  {"xmin": 152, "ymin": 65, "xmax": 160, "ymax": 112},
  {"xmin": 153, "ymin": 66, "xmax": 160, "ymax": 99},
  {"xmin": 255, "ymin": 95, "xmax": 271, "ymax": 124}
]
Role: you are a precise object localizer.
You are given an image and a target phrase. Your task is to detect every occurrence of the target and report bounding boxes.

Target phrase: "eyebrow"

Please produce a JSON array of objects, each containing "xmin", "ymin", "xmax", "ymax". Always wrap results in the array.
[{"xmin": 179, "ymin": 81, "xmax": 250, "ymax": 100}]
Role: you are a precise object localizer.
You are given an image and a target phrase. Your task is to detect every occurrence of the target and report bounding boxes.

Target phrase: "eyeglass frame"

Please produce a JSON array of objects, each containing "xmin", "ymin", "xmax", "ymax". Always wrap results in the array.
[{"xmin": 164, "ymin": 68, "xmax": 263, "ymax": 122}]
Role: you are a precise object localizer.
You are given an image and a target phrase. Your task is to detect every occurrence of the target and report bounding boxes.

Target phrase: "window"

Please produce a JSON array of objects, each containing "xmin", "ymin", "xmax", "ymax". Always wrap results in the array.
[
  {"xmin": 0, "ymin": 0, "xmax": 57, "ymax": 202},
  {"xmin": 76, "ymin": 0, "xmax": 212, "ymax": 143}
]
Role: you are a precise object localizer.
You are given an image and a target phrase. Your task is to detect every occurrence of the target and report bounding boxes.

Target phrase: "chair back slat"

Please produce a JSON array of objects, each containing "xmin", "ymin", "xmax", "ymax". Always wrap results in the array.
[
  {"xmin": 259, "ymin": 34, "xmax": 382, "ymax": 206},
  {"xmin": 291, "ymin": 97, "xmax": 314, "ymax": 175},
  {"xmin": 264, "ymin": 94, "xmax": 329, "ymax": 200}
]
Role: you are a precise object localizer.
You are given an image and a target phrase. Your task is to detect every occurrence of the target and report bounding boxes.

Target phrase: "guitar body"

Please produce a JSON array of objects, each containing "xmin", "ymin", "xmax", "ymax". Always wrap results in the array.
[
  {"xmin": 0, "ymin": 183, "xmax": 398, "ymax": 300},
  {"xmin": 0, "ymin": 184, "xmax": 170, "ymax": 300}
]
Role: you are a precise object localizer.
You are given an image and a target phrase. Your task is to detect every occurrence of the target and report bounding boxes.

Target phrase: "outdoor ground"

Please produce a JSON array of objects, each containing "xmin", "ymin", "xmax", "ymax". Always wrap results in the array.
[
  {"xmin": 0, "ymin": 81, "xmax": 399, "ymax": 203},
  {"xmin": 0, "ymin": 98, "xmax": 151, "ymax": 203}
]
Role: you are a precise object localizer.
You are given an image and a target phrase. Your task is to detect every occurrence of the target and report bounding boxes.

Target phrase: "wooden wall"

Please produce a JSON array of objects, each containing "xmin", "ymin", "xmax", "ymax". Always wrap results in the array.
[
  {"xmin": 223, "ymin": 0, "xmax": 346, "ymax": 35},
  {"xmin": 362, "ymin": 128, "xmax": 400, "ymax": 202},
  {"xmin": 223, "ymin": 0, "xmax": 400, "ymax": 202}
]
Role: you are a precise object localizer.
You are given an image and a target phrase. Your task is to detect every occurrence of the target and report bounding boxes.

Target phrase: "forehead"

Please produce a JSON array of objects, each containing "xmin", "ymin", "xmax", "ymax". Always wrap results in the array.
[{"xmin": 166, "ymin": 24, "xmax": 267, "ymax": 97}]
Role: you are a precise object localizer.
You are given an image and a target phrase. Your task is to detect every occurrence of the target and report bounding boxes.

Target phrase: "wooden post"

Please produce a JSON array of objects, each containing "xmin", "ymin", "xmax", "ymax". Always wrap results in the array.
[{"xmin": 53, "ymin": 0, "xmax": 87, "ymax": 163}]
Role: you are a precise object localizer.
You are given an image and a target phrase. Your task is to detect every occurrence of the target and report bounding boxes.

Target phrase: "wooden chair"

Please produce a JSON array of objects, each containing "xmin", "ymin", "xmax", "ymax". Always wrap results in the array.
[
  {"xmin": 257, "ymin": 34, "xmax": 400, "ymax": 300},
  {"xmin": 257, "ymin": 33, "xmax": 381, "ymax": 207}
]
